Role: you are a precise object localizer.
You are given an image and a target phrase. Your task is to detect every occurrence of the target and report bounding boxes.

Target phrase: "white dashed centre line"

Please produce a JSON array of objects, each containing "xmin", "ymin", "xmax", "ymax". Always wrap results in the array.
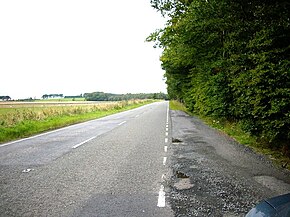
[
  {"xmin": 72, "ymin": 136, "xmax": 96, "ymax": 149},
  {"xmin": 163, "ymin": 157, "xmax": 167, "ymax": 165},
  {"xmin": 164, "ymin": 146, "xmax": 168, "ymax": 152},
  {"xmin": 157, "ymin": 103, "xmax": 170, "ymax": 208},
  {"xmin": 157, "ymin": 185, "xmax": 166, "ymax": 207},
  {"xmin": 118, "ymin": 121, "xmax": 127, "ymax": 126}
]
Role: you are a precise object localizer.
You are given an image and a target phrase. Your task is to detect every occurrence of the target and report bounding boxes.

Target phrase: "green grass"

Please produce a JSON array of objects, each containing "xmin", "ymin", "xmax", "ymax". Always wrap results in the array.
[
  {"xmin": 169, "ymin": 100, "xmax": 290, "ymax": 170},
  {"xmin": 169, "ymin": 100, "xmax": 188, "ymax": 112},
  {"xmin": 0, "ymin": 100, "xmax": 153, "ymax": 144}
]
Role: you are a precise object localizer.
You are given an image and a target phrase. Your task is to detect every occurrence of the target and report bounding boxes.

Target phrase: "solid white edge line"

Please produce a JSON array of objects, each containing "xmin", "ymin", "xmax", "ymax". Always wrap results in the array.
[
  {"xmin": 118, "ymin": 121, "xmax": 127, "ymax": 126},
  {"xmin": 72, "ymin": 136, "xmax": 96, "ymax": 149},
  {"xmin": 0, "ymin": 117, "xmax": 100, "ymax": 148},
  {"xmin": 0, "ymin": 103, "xmax": 154, "ymax": 148},
  {"xmin": 157, "ymin": 185, "xmax": 166, "ymax": 207},
  {"xmin": 0, "ymin": 127, "xmax": 66, "ymax": 148}
]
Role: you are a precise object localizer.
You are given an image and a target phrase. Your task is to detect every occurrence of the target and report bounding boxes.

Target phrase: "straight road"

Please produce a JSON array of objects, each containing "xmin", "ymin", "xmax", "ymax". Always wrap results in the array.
[{"xmin": 0, "ymin": 101, "xmax": 173, "ymax": 216}]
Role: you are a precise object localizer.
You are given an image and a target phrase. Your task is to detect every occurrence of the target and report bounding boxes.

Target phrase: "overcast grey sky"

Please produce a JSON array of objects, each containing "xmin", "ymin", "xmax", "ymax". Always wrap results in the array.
[{"xmin": 0, "ymin": 0, "xmax": 166, "ymax": 99}]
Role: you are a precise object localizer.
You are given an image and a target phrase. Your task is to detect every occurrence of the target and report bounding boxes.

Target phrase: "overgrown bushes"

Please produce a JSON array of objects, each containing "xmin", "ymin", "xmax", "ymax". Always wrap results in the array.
[{"xmin": 149, "ymin": 0, "xmax": 290, "ymax": 151}]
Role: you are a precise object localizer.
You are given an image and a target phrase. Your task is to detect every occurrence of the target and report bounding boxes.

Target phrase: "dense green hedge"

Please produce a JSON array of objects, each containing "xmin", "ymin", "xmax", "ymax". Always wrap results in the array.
[{"xmin": 148, "ymin": 0, "xmax": 290, "ymax": 149}]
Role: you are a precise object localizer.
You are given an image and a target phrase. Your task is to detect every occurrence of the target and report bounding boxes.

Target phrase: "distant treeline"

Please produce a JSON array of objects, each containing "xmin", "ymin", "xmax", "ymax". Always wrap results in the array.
[
  {"xmin": 84, "ymin": 92, "xmax": 168, "ymax": 101},
  {"xmin": 64, "ymin": 95, "xmax": 83, "ymax": 99},
  {"xmin": 42, "ymin": 94, "xmax": 64, "ymax": 99},
  {"xmin": 42, "ymin": 94, "xmax": 84, "ymax": 99},
  {"xmin": 0, "ymin": 96, "xmax": 11, "ymax": 101},
  {"xmin": 2, "ymin": 93, "xmax": 168, "ymax": 102}
]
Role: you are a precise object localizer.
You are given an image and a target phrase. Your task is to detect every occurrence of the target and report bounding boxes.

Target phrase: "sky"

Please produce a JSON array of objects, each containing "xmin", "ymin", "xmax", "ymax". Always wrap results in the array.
[{"xmin": 0, "ymin": 0, "xmax": 166, "ymax": 99}]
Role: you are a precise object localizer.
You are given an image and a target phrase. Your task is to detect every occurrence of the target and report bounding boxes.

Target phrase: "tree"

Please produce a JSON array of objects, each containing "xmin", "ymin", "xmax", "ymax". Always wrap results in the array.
[
  {"xmin": 0, "ymin": 96, "xmax": 11, "ymax": 101},
  {"xmin": 149, "ymin": 0, "xmax": 290, "ymax": 148}
]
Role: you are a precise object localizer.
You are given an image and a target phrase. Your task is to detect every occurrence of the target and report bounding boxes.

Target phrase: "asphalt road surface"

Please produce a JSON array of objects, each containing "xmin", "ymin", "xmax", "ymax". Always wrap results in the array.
[
  {"xmin": 0, "ymin": 102, "xmax": 173, "ymax": 217},
  {"xmin": 168, "ymin": 110, "xmax": 290, "ymax": 216},
  {"xmin": 1, "ymin": 102, "xmax": 290, "ymax": 217}
]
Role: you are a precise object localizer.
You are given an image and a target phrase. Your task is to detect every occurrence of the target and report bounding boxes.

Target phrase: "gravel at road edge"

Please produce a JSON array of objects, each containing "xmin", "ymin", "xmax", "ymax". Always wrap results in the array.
[{"xmin": 167, "ymin": 110, "xmax": 290, "ymax": 217}]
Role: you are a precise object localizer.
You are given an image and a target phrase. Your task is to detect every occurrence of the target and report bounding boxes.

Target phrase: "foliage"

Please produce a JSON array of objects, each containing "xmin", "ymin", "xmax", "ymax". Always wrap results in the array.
[
  {"xmin": 84, "ymin": 92, "xmax": 168, "ymax": 101},
  {"xmin": 0, "ymin": 96, "xmax": 11, "ymax": 101},
  {"xmin": 169, "ymin": 100, "xmax": 188, "ymax": 112},
  {"xmin": 64, "ymin": 95, "xmax": 83, "ymax": 99},
  {"xmin": 149, "ymin": 0, "xmax": 290, "ymax": 151},
  {"xmin": 42, "ymin": 94, "xmax": 64, "ymax": 99}
]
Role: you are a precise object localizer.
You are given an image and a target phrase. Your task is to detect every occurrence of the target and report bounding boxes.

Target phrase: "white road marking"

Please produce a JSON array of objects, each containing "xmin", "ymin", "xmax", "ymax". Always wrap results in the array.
[
  {"xmin": 165, "ymin": 138, "xmax": 168, "ymax": 143},
  {"xmin": 165, "ymin": 132, "xmax": 168, "ymax": 136},
  {"xmin": 22, "ymin": 168, "xmax": 33, "ymax": 173},
  {"xmin": 166, "ymin": 127, "xmax": 168, "ymax": 132},
  {"xmin": 163, "ymin": 157, "xmax": 167, "ymax": 165},
  {"xmin": 157, "ymin": 185, "xmax": 166, "ymax": 207},
  {"xmin": 72, "ymin": 136, "xmax": 96, "ymax": 149},
  {"xmin": 164, "ymin": 146, "xmax": 168, "ymax": 152},
  {"xmin": 135, "ymin": 114, "xmax": 140, "ymax": 118},
  {"xmin": 0, "ymin": 115, "xmax": 112, "ymax": 148},
  {"xmin": 0, "ymin": 126, "xmax": 68, "ymax": 148},
  {"xmin": 161, "ymin": 174, "xmax": 165, "ymax": 180},
  {"xmin": 118, "ymin": 121, "xmax": 127, "ymax": 126}
]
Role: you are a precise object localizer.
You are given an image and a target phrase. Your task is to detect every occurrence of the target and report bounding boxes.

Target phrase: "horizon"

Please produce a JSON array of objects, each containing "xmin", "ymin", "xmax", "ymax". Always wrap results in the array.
[
  {"xmin": 0, "ymin": 0, "xmax": 167, "ymax": 100},
  {"xmin": 0, "ymin": 90, "xmax": 168, "ymax": 101}
]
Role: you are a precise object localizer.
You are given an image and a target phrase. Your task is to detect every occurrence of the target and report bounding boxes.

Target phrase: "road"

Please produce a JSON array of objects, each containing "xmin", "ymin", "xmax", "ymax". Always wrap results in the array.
[
  {"xmin": 1, "ymin": 102, "xmax": 290, "ymax": 217},
  {"xmin": 168, "ymin": 110, "xmax": 290, "ymax": 216},
  {"xmin": 0, "ymin": 101, "xmax": 173, "ymax": 216}
]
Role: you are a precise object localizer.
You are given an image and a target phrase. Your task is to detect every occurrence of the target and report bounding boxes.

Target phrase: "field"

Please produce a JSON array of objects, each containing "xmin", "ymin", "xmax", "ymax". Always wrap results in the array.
[{"xmin": 0, "ymin": 100, "xmax": 152, "ymax": 143}]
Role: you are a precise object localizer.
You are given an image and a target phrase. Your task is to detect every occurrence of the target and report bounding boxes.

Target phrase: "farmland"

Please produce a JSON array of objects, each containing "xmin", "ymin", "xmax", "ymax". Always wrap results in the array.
[{"xmin": 0, "ymin": 100, "xmax": 152, "ymax": 143}]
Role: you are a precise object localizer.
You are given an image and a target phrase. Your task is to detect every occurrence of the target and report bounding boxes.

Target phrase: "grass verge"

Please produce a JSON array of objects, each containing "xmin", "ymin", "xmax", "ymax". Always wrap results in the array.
[
  {"xmin": 170, "ymin": 100, "xmax": 290, "ymax": 170},
  {"xmin": 0, "ymin": 100, "xmax": 153, "ymax": 144}
]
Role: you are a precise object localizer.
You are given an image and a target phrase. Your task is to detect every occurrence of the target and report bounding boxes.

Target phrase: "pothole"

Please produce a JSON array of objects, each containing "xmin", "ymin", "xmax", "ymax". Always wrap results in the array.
[
  {"xmin": 172, "ymin": 138, "xmax": 182, "ymax": 144},
  {"xmin": 174, "ymin": 178, "xmax": 194, "ymax": 190},
  {"xmin": 174, "ymin": 171, "xmax": 194, "ymax": 190},
  {"xmin": 176, "ymin": 171, "xmax": 189, "ymax": 178}
]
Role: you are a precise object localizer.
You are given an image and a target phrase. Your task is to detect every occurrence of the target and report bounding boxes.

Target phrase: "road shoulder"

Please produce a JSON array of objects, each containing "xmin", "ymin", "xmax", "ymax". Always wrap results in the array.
[{"xmin": 168, "ymin": 110, "xmax": 290, "ymax": 216}]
